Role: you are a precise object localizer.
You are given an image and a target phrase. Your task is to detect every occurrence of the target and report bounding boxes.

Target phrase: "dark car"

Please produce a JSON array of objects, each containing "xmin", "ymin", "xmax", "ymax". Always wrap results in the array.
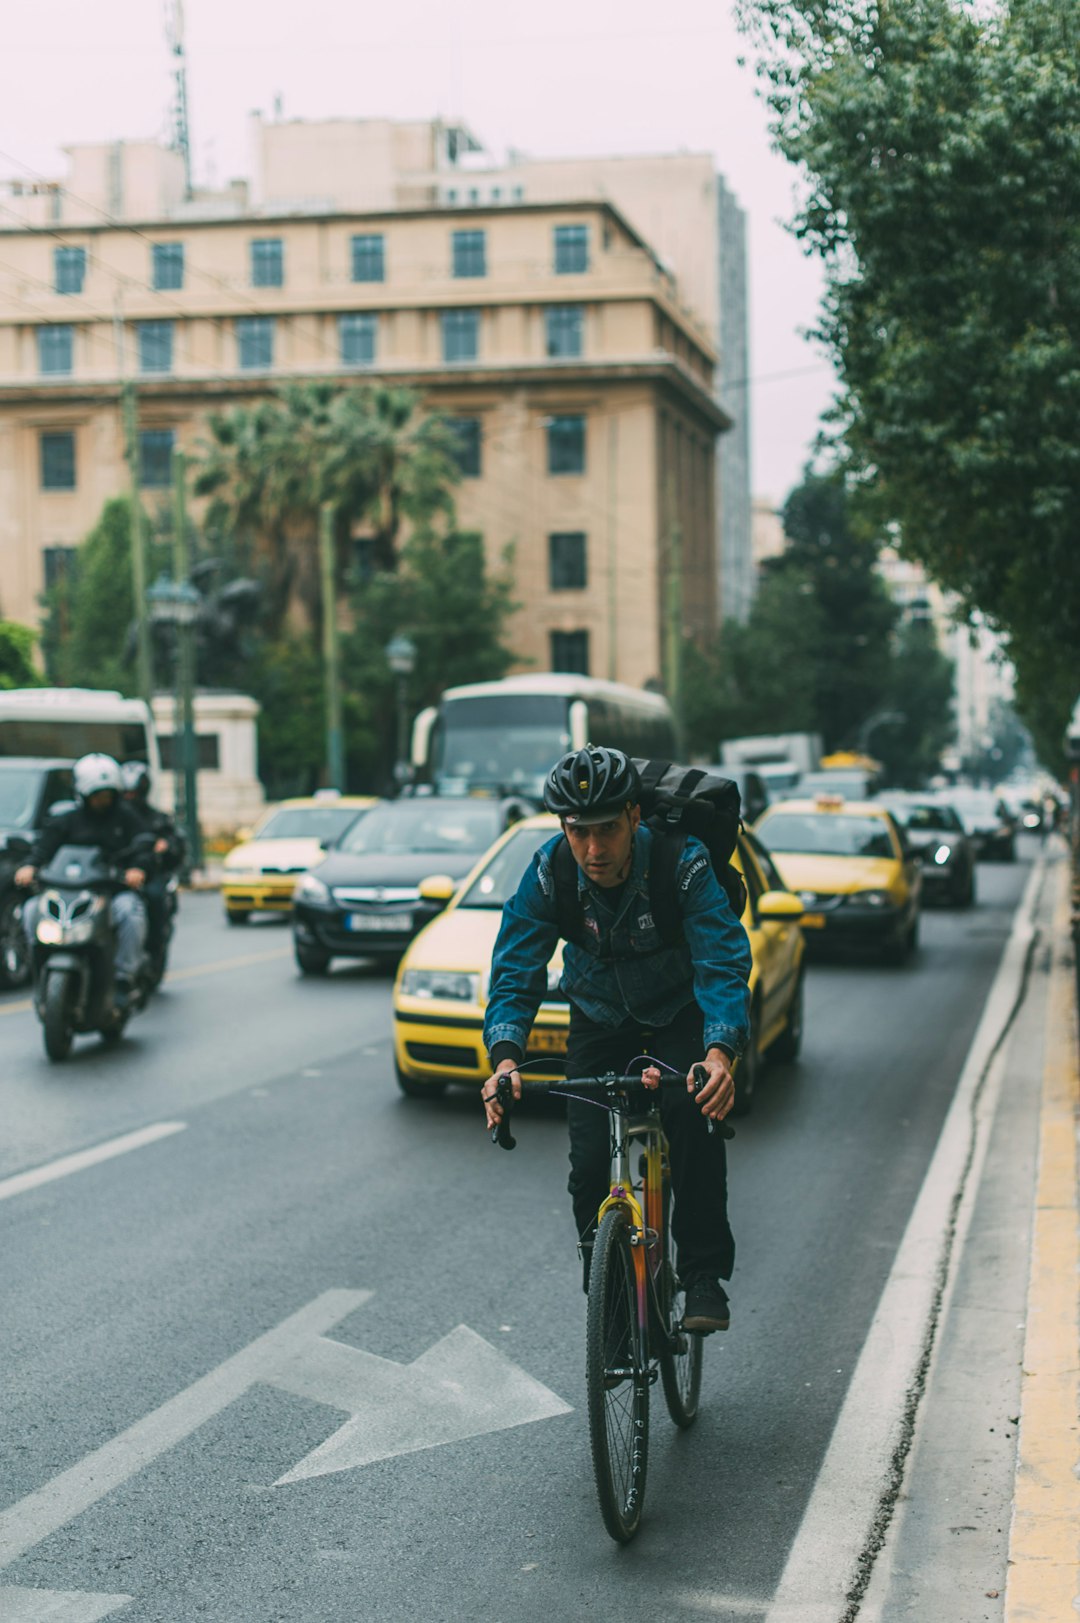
[
  {"xmin": 942, "ymin": 788, "xmax": 1016, "ymax": 862},
  {"xmin": 878, "ymin": 796, "xmax": 976, "ymax": 907},
  {"xmin": 0, "ymin": 760, "xmax": 76, "ymax": 987},
  {"xmin": 722, "ymin": 766, "xmax": 770, "ymax": 827},
  {"xmin": 291, "ymin": 795, "xmax": 532, "ymax": 974}
]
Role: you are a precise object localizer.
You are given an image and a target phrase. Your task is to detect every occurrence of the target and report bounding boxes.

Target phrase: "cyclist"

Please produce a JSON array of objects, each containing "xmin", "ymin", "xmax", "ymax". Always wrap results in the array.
[
  {"xmin": 482, "ymin": 746, "xmax": 752, "ymax": 1333},
  {"xmin": 121, "ymin": 761, "xmax": 186, "ymax": 955},
  {"xmin": 15, "ymin": 754, "xmax": 152, "ymax": 1009}
]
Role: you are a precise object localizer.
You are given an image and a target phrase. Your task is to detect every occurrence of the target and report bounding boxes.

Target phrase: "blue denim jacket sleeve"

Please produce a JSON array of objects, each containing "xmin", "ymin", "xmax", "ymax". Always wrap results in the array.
[
  {"xmin": 676, "ymin": 838, "xmax": 753, "ymax": 1056},
  {"xmin": 483, "ymin": 836, "xmax": 562, "ymax": 1060}
]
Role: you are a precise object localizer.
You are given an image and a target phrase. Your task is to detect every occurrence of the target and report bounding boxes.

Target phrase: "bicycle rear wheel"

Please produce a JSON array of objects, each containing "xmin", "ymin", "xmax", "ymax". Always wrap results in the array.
[
  {"xmin": 658, "ymin": 1171, "xmax": 703, "ymax": 1427},
  {"xmin": 586, "ymin": 1207, "xmax": 649, "ymax": 1542}
]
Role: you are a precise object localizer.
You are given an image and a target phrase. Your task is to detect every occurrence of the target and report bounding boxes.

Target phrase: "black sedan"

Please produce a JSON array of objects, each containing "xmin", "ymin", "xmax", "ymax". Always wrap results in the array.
[
  {"xmin": 941, "ymin": 787, "xmax": 1016, "ymax": 862},
  {"xmin": 878, "ymin": 797, "xmax": 976, "ymax": 907},
  {"xmin": 291, "ymin": 795, "xmax": 531, "ymax": 974}
]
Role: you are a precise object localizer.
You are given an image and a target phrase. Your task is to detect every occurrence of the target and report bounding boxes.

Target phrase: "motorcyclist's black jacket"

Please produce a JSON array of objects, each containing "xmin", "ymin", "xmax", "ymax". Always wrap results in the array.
[
  {"xmin": 33, "ymin": 800, "xmax": 157, "ymax": 875},
  {"xmin": 126, "ymin": 800, "xmax": 186, "ymax": 874}
]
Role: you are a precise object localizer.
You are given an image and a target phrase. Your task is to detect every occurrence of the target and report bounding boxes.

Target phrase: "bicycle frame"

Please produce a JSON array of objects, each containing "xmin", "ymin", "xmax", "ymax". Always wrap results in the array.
[{"xmin": 595, "ymin": 1099, "xmax": 672, "ymax": 1372}]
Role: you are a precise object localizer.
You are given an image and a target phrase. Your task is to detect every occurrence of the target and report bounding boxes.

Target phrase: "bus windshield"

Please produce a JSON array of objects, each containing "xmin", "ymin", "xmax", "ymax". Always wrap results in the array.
[
  {"xmin": 433, "ymin": 695, "xmax": 570, "ymax": 797},
  {"xmin": 0, "ymin": 719, "xmax": 149, "ymax": 762},
  {"xmin": 0, "ymin": 766, "xmax": 48, "ymax": 829}
]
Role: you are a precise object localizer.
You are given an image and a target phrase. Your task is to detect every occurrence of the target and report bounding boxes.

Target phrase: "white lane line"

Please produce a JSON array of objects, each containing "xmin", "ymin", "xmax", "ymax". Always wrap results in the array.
[
  {"xmin": 0, "ymin": 1290, "xmax": 370, "ymax": 1569},
  {"xmin": 762, "ymin": 858, "xmax": 1044, "ymax": 1623},
  {"xmin": 0, "ymin": 1585, "xmax": 131, "ymax": 1620},
  {"xmin": 0, "ymin": 1123, "xmax": 187, "ymax": 1204}
]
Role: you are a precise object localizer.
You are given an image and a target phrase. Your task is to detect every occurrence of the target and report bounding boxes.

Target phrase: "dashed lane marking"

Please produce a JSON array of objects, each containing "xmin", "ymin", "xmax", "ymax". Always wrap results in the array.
[{"xmin": 0, "ymin": 1122, "xmax": 187, "ymax": 1203}]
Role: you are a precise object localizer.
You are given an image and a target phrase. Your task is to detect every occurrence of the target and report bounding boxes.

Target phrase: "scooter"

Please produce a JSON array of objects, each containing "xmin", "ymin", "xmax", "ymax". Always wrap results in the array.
[
  {"xmin": 144, "ymin": 873, "xmax": 180, "ymax": 992},
  {"xmin": 30, "ymin": 841, "xmax": 154, "ymax": 1061}
]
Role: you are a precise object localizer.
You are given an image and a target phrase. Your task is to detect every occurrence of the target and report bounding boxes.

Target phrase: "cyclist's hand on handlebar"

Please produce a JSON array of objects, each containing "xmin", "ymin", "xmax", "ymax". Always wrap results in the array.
[
  {"xmin": 481, "ymin": 1059, "xmax": 521, "ymax": 1131},
  {"xmin": 641, "ymin": 1065, "xmax": 662, "ymax": 1089},
  {"xmin": 688, "ymin": 1048, "xmax": 735, "ymax": 1122},
  {"xmin": 125, "ymin": 867, "xmax": 147, "ymax": 890}
]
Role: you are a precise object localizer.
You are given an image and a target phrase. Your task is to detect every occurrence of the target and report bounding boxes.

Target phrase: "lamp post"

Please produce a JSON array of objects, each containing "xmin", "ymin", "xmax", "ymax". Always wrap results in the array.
[
  {"xmin": 385, "ymin": 634, "xmax": 417, "ymax": 787},
  {"xmin": 147, "ymin": 572, "xmax": 202, "ymax": 871}
]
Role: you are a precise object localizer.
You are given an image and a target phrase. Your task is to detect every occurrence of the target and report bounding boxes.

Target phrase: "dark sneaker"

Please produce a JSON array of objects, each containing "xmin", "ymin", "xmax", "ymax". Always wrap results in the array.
[{"xmin": 682, "ymin": 1277, "xmax": 730, "ymax": 1334}]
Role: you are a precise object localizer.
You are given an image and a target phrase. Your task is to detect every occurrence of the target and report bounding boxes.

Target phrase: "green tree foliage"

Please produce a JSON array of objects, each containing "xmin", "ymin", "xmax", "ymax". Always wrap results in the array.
[
  {"xmin": 737, "ymin": 0, "xmax": 1080, "ymax": 771},
  {"xmin": 875, "ymin": 617, "xmax": 955, "ymax": 787},
  {"xmin": 0, "ymin": 620, "xmax": 41, "ymax": 689},
  {"xmin": 194, "ymin": 382, "xmax": 461, "ymax": 634}
]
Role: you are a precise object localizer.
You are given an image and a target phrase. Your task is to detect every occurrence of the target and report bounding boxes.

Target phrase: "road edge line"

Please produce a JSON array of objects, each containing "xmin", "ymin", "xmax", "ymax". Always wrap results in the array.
[
  {"xmin": 763, "ymin": 856, "xmax": 1045, "ymax": 1623},
  {"xmin": 0, "ymin": 1122, "xmax": 187, "ymax": 1203},
  {"xmin": 1003, "ymin": 863, "xmax": 1080, "ymax": 1620}
]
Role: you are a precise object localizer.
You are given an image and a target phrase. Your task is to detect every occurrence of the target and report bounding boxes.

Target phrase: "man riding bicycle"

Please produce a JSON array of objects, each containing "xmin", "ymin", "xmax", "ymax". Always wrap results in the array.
[{"xmin": 482, "ymin": 746, "xmax": 751, "ymax": 1333}]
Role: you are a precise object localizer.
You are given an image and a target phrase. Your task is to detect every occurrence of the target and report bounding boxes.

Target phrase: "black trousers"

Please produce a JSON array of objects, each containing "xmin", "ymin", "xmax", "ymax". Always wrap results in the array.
[{"xmin": 564, "ymin": 1000, "xmax": 735, "ymax": 1282}]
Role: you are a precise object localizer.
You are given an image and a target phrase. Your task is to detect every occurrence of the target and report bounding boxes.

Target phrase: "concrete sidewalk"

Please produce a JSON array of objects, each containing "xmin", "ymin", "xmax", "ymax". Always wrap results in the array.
[{"xmin": 860, "ymin": 845, "xmax": 1079, "ymax": 1621}]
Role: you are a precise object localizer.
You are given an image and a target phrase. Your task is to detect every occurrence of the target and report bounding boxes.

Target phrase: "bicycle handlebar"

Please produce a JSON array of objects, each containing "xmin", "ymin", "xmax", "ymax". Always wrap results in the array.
[{"xmin": 490, "ymin": 1064, "xmax": 735, "ymax": 1151}]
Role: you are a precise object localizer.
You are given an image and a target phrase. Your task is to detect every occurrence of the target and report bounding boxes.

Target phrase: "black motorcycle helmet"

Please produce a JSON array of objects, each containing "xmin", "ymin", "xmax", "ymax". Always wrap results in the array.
[{"xmin": 543, "ymin": 746, "xmax": 641, "ymax": 825}]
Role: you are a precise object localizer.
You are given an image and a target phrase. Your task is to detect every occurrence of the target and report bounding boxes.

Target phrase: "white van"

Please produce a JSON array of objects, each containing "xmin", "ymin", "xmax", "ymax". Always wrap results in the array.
[{"xmin": 0, "ymin": 689, "xmax": 160, "ymax": 781}]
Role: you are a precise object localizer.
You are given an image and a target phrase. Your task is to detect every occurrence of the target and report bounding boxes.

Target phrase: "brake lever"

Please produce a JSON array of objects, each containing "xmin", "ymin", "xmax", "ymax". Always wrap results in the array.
[
  {"xmin": 692, "ymin": 1063, "xmax": 736, "ymax": 1141},
  {"xmin": 490, "ymin": 1073, "xmax": 517, "ymax": 1151}
]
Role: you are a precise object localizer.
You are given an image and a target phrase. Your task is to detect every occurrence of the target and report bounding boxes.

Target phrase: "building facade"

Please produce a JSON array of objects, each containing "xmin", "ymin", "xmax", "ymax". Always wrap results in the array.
[{"xmin": 0, "ymin": 122, "xmax": 727, "ymax": 691}]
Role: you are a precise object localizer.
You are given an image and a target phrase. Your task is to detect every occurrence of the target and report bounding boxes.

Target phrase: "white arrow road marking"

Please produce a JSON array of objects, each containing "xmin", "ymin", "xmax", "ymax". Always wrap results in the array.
[
  {"xmin": 0, "ymin": 1587, "xmax": 131, "ymax": 1621},
  {"xmin": 0, "ymin": 1124, "xmax": 187, "ymax": 1204},
  {"xmin": 270, "ymin": 1324, "xmax": 573, "ymax": 1483}
]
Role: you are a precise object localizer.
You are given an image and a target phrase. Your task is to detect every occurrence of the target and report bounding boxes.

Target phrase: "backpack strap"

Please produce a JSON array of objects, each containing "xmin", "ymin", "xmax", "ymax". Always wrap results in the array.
[
  {"xmin": 553, "ymin": 835, "xmax": 587, "ymax": 946},
  {"xmin": 647, "ymin": 828, "xmax": 688, "ymax": 945}
]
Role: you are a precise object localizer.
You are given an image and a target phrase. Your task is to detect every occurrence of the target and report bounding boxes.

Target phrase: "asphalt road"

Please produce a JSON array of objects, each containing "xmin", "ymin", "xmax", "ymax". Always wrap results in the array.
[{"xmin": 0, "ymin": 850, "xmax": 1034, "ymax": 1622}]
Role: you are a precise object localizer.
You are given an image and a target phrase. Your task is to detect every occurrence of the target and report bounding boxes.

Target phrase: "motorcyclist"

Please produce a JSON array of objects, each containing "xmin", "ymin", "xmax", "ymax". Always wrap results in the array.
[
  {"xmin": 121, "ymin": 761, "xmax": 186, "ymax": 955},
  {"xmin": 15, "ymin": 754, "xmax": 152, "ymax": 1009}
]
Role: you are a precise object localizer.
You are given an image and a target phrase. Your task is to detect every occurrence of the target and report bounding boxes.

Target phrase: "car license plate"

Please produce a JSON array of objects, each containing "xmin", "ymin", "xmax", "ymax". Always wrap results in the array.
[
  {"xmin": 801, "ymin": 912, "xmax": 826, "ymax": 929},
  {"xmin": 345, "ymin": 913, "xmax": 409, "ymax": 933},
  {"xmin": 529, "ymin": 1029, "xmax": 568, "ymax": 1054}
]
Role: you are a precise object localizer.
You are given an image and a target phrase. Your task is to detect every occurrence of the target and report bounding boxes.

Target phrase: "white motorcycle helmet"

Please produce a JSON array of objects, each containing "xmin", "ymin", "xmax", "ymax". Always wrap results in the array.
[
  {"xmin": 121, "ymin": 761, "xmax": 151, "ymax": 796},
  {"xmin": 73, "ymin": 753, "xmax": 124, "ymax": 801}
]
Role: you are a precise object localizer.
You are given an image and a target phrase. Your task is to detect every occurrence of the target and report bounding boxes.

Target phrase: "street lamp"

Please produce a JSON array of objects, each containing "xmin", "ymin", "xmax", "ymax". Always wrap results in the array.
[
  {"xmin": 385, "ymin": 634, "xmax": 417, "ymax": 787},
  {"xmin": 147, "ymin": 572, "xmax": 202, "ymax": 871}
]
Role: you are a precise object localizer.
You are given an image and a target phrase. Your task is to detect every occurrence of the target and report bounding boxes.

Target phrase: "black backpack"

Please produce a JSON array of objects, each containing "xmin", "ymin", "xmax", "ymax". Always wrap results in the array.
[{"xmin": 553, "ymin": 759, "xmax": 746, "ymax": 950}]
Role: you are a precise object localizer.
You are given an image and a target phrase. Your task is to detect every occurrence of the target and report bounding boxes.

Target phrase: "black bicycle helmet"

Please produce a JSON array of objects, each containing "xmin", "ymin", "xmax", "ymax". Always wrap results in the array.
[{"xmin": 543, "ymin": 746, "xmax": 641, "ymax": 824}]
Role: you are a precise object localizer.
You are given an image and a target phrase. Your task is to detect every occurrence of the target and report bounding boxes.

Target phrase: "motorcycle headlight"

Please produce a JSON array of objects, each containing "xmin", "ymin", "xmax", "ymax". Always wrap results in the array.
[
  {"xmin": 294, "ymin": 874, "xmax": 331, "ymax": 904},
  {"xmin": 400, "ymin": 969, "xmax": 480, "ymax": 1002},
  {"xmin": 849, "ymin": 889, "xmax": 892, "ymax": 908},
  {"xmin": 933, "ymin": 844, "xmax": 953, "ymax": 866},
  {"xmin": 36, "ymin": 917, "xmax": 64, "ymax": 945}
]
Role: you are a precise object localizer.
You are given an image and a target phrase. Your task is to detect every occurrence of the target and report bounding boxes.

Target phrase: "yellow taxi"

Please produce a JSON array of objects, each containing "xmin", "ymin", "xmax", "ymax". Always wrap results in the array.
[
  {"xmin": 221, "ymin": 794, "xmax": 377, "ymax": 923},
  {"xmin": 755, "ymin": 796, "xmax": 921, "ymax": 962},
  {"xmin": 393, "ymin": 814, "xmax": 806, "ymax": 1115}
]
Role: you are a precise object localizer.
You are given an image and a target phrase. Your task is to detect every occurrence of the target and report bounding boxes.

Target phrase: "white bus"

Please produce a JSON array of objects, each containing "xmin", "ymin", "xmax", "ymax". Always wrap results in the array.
[
  {"xmin": 411, "ymin": 674, "xmax": 678, "ymax": 800},
  {"xmin": 0, "ymin": 689, "xmax": 160, "ymax": 778}
]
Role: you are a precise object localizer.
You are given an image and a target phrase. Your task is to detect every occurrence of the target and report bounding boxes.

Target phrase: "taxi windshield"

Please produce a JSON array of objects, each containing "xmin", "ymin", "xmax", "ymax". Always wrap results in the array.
[
  {"xmin": 759, "ymin": 812, "xmax": 896, "ymax": 859},
  {"xmin": 254, "ymin": 805, "xmax": 366, "ymax": 843},
  {"xmin": 339, "ymin": 800, "xmax": 498, "ymax": 856},
  {"xmin": 458, "ymin": 826, "xmax": 554, "ymax": 908}
]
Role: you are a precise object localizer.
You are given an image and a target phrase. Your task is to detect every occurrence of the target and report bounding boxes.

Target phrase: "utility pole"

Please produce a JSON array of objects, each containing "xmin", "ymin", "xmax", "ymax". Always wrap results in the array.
[
  {"xmin": 606, "ymin": 413, "xmax": 619, "ymax": 681},
  {"xmin": 121, "ymin": 380, "xmax": 154, "ymax": 707},
  {"xmin": 172, "ymin": 448, "xmax": 201, "ymax": 868},
  {"xmin": 319, "ymin": 500, "xmax": 345, "ymax": 790},
  {"xmin": 663, "ymin": 473, "xmax": 684, "ymax": 737}
]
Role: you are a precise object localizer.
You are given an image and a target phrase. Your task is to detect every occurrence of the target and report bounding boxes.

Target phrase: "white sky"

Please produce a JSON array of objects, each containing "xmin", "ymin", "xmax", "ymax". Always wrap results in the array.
[{"xmin": 2, "ymin": 0, "xmax": 837, "ymax": 503}]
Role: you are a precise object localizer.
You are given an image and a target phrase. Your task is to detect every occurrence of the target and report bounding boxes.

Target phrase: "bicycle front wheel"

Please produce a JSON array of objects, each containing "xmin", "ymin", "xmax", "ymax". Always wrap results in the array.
[{"xmin": 586, "ymin": 1207, "xmax": 649, "ymax": 1542}]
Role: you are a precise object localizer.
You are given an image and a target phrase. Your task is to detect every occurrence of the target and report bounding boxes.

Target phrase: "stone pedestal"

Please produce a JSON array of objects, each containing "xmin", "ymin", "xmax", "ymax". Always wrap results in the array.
[{"xmin": 151, "ymin": 691, "xmax": 265, "ymax": 836}]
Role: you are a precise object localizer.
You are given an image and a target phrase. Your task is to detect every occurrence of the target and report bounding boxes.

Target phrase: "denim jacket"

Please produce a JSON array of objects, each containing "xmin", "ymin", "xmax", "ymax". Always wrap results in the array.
[{"xmin": 484, "ymin": 827, "xmax": 752, "ymax": 1060}]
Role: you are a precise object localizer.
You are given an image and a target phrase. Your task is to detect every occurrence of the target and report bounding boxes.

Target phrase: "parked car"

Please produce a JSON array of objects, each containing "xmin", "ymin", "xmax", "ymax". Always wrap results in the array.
[
  {"xmin": 0, "ymin": 759, "xmax": 76, "ymax": 987},
  {"xmin": 877, "ymin": 796, "xmax": 976, "ymax": 907},
  {"xmin": 941, "ymin": 787, "xmax": 1016, "ymax": 862},
  {"xmin": 392, "ymin": 815, "xmax": 807, "ymax": 1117},
  {"xmin": 291, "ymin": 795, "xmax": 533, "ymax": 974},
  {"xmin": 221, "ymin": 795, "xmax": 377, "ymax": 923}
]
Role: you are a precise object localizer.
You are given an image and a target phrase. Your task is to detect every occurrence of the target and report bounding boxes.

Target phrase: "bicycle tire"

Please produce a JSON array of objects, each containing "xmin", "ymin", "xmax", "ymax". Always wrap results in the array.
[
  {"xmin": 657, "ymin": 1173, "xmax": 703, "ymax": 1427},
  {"xmin": 586, "ymin": 1207, "xmax": 649, "ymax": 1542}
]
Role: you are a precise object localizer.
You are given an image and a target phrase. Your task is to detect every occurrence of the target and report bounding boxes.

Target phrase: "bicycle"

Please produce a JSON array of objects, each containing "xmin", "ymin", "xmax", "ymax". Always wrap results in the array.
[{"xmin": 491, "ymin": 1060, "xmax": 734, "ymax": 1543}]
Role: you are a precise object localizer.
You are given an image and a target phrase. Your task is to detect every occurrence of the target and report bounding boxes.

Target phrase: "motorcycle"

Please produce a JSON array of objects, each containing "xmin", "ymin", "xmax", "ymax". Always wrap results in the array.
[
  {"xmin": 145, "ymin": 873, "xmax": 180, "ymax": 991},
  {"xmin": 29, "ymin": 837, "xmax": 155, "ymax": 1061}
]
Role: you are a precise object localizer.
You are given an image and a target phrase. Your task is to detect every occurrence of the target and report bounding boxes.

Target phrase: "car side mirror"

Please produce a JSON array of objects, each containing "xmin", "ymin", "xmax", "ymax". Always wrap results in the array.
[
  {"xmin": 756, "ymin": 890, "xmax": 804, "ymax": 922},
  {"xmin": 46, "ymin": 800, "xmax": 78, "ymax": 824},
  {"xmin": 418, "ymin": 874, "xmax": 457, "ymax": 905},
  {"xmin": 234, "ymin": 826, "xmax": 254, "ymax": 844}
]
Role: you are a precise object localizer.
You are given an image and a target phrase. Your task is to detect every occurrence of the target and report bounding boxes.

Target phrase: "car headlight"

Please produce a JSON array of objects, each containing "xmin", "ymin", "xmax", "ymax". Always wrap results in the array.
[
  {"xmin": 547, "ymin": 962, "xmax": 562, "ymax": 993},
  {"xmin": 294, "ymin": 874, "xmax": 331, "ymax": 904},
  {"xmin": 799, "ymin": 890, "xmax": 817, "ymax": 907},
  {"xmin": 400, "ymin": 969, "xmax": 480, "ymax": 1002},
  {"xmin": 849, "ymin": 889, "xmax": 892, "ymax": 908},
  {"xmin": 933, "ymin": 844, "xmax": 953, "ymax": 866}
]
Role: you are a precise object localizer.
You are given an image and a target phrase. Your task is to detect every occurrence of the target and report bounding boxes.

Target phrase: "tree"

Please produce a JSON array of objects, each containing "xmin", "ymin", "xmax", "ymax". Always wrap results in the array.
[
  {"xmin": 0, "ymin": 621, "xmax": 41, "ymax": 689},
  {"xmin": 874, "ymin": 617, "xmax": 955, "ymax": 787},
  {"xmin": 737, "ymin": 0, "xmax": 1080, "ymax": 773},
  {"xmin": 194, "ymin": 382, "xmax": 461, "ymax": 635}
]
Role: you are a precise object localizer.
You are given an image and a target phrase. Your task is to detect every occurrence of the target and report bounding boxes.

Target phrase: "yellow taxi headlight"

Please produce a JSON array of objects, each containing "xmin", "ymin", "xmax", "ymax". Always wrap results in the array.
[
  {"xmin": 400, "ymin": 969, "xmax": 480, "ymax": 1002},
  {"xmin": 847, "ymin": 889, "xmax": 893, "ymax": 908}
]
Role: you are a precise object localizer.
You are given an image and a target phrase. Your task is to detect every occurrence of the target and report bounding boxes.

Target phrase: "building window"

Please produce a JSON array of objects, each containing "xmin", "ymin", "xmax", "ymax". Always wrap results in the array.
[
  {"xmin": 551, "ymin": 630, "xmax": 590, "ymax": 675},
  {"xmin": 40, "ymin": 431, "xmax": 76, "ymax": 491},
  {"xmin": 339, "ymin": 312, "xmax": 377, "ymax": 366},
  {"xmin": 449, "ymin": 417, "xmax": 482, "ymax": 478},
  {"xmin": 236, "ymin": 316, "xmax": 274, "ymax": 370},
  {"xmin": 43, "ymin": 546, "xmax": 77, "ymax": 590},
  {"xmin": 152, "ymin": 242, "xmax": 184, "ymax": 291},
  {"xmin": 546, "ymin": 306, "xmax": 584, "ymax": 359},
  {"xmin": 554, "ymin": 224, "xmax": 589, "ymax": 275},
  {"xmin": 159, "ymin": 732, "xmax": 220, "ymax": 770},
  {"xmin": 137, "ymin": 320, "xmax": 173, "ymax": 374},
  {"xmin": 441, "ymin": 309, "xmax": 479, "ymax": 364},
  {"xmin": 452, "ymin": 229, "xmax": 486, "ymax": 278},
  {"xmin": 549, "ymin": 532, "xmax": 587, "ymax": 590},
  {"xmin": 38, "ymin": 325, "xmax": 73, "ymax": 375},
  {"xmin": 139, "ymin": 428, "xmax": 175, "ymax": 488},
  {"xmin": 251, "ymin": 238, "xmax": 284, "ymax": 287},
  {"xmin": 351, "ymin": 233, "xmax": 385, "ymax": 283},
  {"xmin": 54, "ymin": 247, "xmax": 86, "ymax": 295},
  {"xmin": 546, "ymin": 414, "xmax": 585, "ymax": 475}
]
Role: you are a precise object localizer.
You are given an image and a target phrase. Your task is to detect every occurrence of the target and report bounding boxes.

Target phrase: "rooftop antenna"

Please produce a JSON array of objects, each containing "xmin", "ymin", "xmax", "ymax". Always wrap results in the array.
[{"xmin": 163, "ymin": 0, "xmax": 193, "ymax": 198}]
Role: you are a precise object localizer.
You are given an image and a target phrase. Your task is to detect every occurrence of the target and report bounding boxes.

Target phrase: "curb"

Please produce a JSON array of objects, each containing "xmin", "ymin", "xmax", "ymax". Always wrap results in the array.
[{"xmin": 1004, "ymin": 859, "xmax": 1080, "ymax": 1620}]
